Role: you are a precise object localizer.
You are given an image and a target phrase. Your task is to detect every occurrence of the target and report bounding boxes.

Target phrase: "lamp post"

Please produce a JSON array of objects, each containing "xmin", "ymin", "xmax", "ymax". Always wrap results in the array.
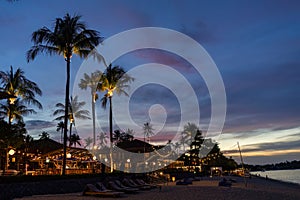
[
  {"xmin": 69, "ymin": 116, "xmax": 74, "ymax": 147},
  {"xmin": 5, "ymin": 148, "xmax": 15, "ymax": 172},
  {"xmin": 126, "ymin": 159, "xmax": 131, "ymax": 173}
]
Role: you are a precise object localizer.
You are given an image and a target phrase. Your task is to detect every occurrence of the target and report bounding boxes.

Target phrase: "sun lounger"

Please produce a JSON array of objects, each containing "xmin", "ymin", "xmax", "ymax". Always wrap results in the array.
[
  {"xmin": 176, "ymin": 178, "xmax": 193, "ymax": 185},
  {"xmin": 82, "ymin": 184, "xmax": 123, "ymax": 197},
  {"xmin": 176, "ymin": 180, "xmax": 189, "ymax": 185},
  {"xmin": 229, "ymin": 178, "xmax": 237, "ymax": 183},
  {"xmin": 135, "ymin": 178, "xmax": 157, "ymax": 188},
  {"xmin": 108, "ymin": 180, "xmax": 139, "ymax": 193},
  {"xmin": 115, "ymin": 180, "xmax": 135, "ymax": 190},
  {"xmin": 95, "ymin": 182, "xmax": 120, "ymax": 193},
  {"xmin": 218, "ymin": 178, "xmax": 232, "ymax": 187},
  {"xmin": 123, "ymin": 178, "xmax": 151, "ymax": 190}
]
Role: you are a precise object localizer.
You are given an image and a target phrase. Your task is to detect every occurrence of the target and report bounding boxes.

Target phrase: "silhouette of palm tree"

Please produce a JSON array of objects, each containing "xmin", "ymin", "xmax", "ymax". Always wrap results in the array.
[
  {"xmin": 84, "ymin": 137, "xmax": 93, "ymax": 149},
  {"xmin": 79, "ymin": 70, "xmax": 102, "ymax": 148},
  {"xmin": 0, "ymin": 66, "xmax": 42, "ymax": 107},
  {"xmin": 0, "ymin": 66, "xmax": 42, "ymax": 126},
  {"xmin": 56, "ymin": 121, "xmax": 64, "ymax": 143},
  {"xmin": 183, "ymin": 122, "xmax": 198, "ymax": 149},
  {"xmin": 69, "ymin": 134, "xmax": 81, "ymax": 147},
  {"xmin": 27, "ymin": 13, "xmax": 102, "ymax": 175},
  {"xmin": 97, "ymin": 132, "xmax": 108, "ymax": 149},
  {"xmin": 53, "ymin": 96, "xmax": 90, "ymax": 147},
  {"xmin": 98, "ymin": 64, "xmax": 133, "ymax": 172},
  {"xmin": 0, "ymin": 99, "xmax": 37, "ymax": 125},
  {"xmin": 143, "ymin": 122, "xmax": 154, "ymax": 143},
  {"xmin": 39, "ymin": 131, "xmax": 50, "ymax": 140}
]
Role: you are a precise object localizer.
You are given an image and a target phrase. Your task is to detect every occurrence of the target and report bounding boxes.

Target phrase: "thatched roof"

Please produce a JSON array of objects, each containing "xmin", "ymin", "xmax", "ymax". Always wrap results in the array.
[
  {"xmin": 28, "ymin": 138, "xmax": 63, "ymax": 155},
  {"xmin": 116, "ymin": 139, "xmax": 155, "ymax": 153}
]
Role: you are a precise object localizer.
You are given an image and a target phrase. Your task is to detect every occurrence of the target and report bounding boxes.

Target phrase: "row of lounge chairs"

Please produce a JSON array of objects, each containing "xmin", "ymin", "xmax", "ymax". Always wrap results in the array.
[
  {"xmin": 175, "ymin": 176, "xmax": 237, "ymax": 187},
  {"xmin": 82, "ymin": 177, "xmax": 158, "ymax": 197}
]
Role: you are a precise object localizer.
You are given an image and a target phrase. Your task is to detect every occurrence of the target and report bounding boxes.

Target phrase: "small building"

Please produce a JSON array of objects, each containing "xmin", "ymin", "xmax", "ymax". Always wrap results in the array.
[{"xmin": 210, "ymin": 166, "xmax": 223, "ymax": 176}]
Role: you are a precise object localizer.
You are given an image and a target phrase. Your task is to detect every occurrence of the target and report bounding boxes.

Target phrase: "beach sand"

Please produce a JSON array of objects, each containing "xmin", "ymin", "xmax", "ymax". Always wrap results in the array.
[{"xmin": 14, "ymin": 176, "xmax": 300, "ymax": 200}]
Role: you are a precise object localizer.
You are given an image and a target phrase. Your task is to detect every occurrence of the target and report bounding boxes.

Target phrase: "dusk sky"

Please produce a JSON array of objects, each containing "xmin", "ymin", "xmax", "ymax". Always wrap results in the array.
[{"xmin": 0, "ymin": 0, "xmax": 299, "ymax": 165}]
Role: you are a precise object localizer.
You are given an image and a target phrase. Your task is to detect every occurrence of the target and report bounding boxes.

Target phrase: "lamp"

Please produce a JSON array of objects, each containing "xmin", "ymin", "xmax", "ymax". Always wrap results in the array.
[
  {"xmin": 8, "ymin": 149, "xmax": 15, "ymax": 156},
  {"xmin": 66, "ymin": 153, "xmax": 71, "ymax": 158}
]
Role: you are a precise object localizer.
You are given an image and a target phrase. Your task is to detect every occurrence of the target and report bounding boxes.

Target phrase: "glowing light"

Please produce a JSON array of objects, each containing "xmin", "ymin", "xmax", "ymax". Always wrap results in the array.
[{"xmin": 8, "ymin": 149, "xmax": 15, "ymax": 155}]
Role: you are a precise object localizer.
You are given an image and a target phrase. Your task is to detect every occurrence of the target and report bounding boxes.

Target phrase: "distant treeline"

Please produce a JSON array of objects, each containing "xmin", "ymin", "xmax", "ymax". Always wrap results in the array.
[{"xmin": 242, "ymin": 160, "xmax": 300, "ymax": 171}]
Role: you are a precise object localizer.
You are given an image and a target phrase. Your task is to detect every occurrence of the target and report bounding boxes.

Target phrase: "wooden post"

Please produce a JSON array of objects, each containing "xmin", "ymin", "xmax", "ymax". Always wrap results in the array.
[{"xmin": 237, "ymin": 142, "xmax": 247, "ymax": 187}]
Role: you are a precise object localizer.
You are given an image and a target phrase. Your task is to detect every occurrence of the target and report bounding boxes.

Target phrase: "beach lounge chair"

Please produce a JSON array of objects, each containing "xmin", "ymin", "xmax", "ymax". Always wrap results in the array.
[
  {"xmin": 123, "ymin": 178, "xmax": 152, "ymax": 190},
  {"xmin": 135, "ymin": 178, "xmax": 158, "ymax": 189},
  {"xmin": 176, "ymin": 177, "xmax": 193, "ymax": 185},
  {"xmin": 218, "ymin": 178, "xmax": 232, "ymax": 187},
  {"xmin": 82, "ymin": 184, "xmax": 123, "ymax": 197},
  {"xmin": 96, "ymin": 182, "xmax": 122, "ymax": 193},
  {"xmin": 176, "ymin": 180, "xmax": 189, "ymax": 185},
  {"xmin": 108, "ymin": 180, "xmax": 139, "ymax": 193}
]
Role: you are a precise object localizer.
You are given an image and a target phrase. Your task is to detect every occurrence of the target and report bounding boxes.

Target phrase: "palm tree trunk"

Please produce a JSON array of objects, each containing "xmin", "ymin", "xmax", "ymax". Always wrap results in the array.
[
  {"xmin": 69, "ymin": 122, "xmax": 73, "ymax": 147},
  {"xmin": 61, "ymin": 130, "xmax": 63, "ymax": 144},
  {"xmin": 92, "ymin": 93, "xmax": 96, "ymax": 148},
  {"xmin": 62, "ymin": 56, "xmax": 71, "ymax": 176},
  {"xmin": 109, "ymin": 96, "xmax": 113, "ymax": 172},
  {"xmin": 5, "ymin": 106, "xmax": 13, "ymax": 173}
]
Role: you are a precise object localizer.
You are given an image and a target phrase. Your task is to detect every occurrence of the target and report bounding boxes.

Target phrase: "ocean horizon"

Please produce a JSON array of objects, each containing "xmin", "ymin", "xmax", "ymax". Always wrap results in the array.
[{"xmin": 251, "ymin": 169, "xmax": 300, "ymax": 185}]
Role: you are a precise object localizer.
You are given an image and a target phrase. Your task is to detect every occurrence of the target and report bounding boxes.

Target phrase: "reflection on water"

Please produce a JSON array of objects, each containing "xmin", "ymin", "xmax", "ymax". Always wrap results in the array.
[{"xmin": 252, "ymin": 169, "xmax": 300, "ymax": 184}]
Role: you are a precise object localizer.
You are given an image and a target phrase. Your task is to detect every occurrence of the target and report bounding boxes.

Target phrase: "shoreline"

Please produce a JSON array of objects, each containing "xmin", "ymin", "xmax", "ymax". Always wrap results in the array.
[
  {"xmin": 252, "ymin": 174, "xmax": 300, "ymax": 187},
  {"xmin": 250, "ymin": 169, "xmax": 300, "ymax": 185},
  {"xmin": 13, "ymin": 176, "xmax": 300, "ymax": 200}
]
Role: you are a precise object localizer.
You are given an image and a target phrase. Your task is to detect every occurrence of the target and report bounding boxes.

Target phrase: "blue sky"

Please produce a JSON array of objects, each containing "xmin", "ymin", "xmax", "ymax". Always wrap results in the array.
[{"xmin": 0, "ymin": 0, "xmax": 300, "ymax": 164}]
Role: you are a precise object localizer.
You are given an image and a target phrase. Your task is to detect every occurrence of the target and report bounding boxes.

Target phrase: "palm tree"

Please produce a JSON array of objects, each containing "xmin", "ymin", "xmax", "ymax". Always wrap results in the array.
[
  {"xmin": 112, "ymin": 130, "xmax": 122, "ymax": 144},
  {"xmin": 53, "ymin": 96, "xmax": 90, "ymax": 147},
  {"xmin": 183, "ymin": 122, "xmax": 198, "ymax": 150},
  {"xmin": 0, "ymin": 66, "xmax": 42, "ymax": 131},
  {"xmin": 27, "ymin": 13, "xmax": 102, "ymax": 175},
  {"xmin": 78, "ymin": 70, "xmax": 102, "ymax": 148},
  {"xmin": 97, "ymin": 132, "xmax": 108, "ymax": 149},
  {"xmin": 0, "ymin": 66, "xmax": 42, "ymax": 107},
  {"xmin": 0, "ymin": 99, "xmax": 37, "ymax": 126},
  {"xmin": 174, "ymin": 142, "xmax": 181, "ymax": 155},
  {"xmin": 69, "ymin": 134, "xmax": 81, "ymax": 147},
  {"xmin": 39, "ymin": 131, "xmax": 50, "ymax": 140},
  {"xmin": 143, "ymin": 122, "xmax": 154, "ymax": 143},
  {"xmin": 84, "ymin": 136, "xmax": 93, "ymax": 149},
  {"xmin": 0, "ymin": 90, "xmax": 16, "ymax": 100},
  {"xmin": 97, "ymin": 64, "xmax": 134, "ymax": 172},
  {"xmin": 56, "ymin": 121, "xmax": 64, "ymax": 143}
]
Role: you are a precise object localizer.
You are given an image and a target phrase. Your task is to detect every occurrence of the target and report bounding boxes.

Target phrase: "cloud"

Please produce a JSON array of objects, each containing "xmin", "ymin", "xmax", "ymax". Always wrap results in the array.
[
  {"xmin": 26, "ymin": 120, "xmax": 55, "ymax": 131},
  {"xmin": 245, "ymin": 140, "xmax": 300, "ymax": 153},
  {"xmin": 222, "ymin": 60, "xmax": 300, "ymax": 133},
  {"xmin": 121, "ymin": 49, "xmax": 196, "ymax": 75},
  {"xmin": 180, "ymin": 21, "xmax": 217, "ymax": 44}
]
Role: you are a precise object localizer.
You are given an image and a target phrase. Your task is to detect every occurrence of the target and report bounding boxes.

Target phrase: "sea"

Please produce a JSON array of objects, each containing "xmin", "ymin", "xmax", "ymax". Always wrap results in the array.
[{"xmin": 251, "ymin": 169, "xmax": 300, "ymax": 185}]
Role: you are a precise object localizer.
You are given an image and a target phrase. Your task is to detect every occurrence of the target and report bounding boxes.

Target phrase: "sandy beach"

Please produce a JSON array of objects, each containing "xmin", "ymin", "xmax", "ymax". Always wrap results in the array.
[{"xmin": 13, "ymin": 176, "xmax": 300, "ymax": 200}]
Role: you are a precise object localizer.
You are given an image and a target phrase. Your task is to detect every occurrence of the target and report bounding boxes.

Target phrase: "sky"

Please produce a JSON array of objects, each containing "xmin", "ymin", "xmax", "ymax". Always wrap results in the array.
[{"xmin": 0, "ymin": 0, "xmax": 300, "ymax": 165}]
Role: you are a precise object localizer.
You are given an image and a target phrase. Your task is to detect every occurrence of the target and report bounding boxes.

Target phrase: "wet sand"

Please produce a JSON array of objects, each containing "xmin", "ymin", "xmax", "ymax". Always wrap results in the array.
[{"xmin": 14, "ymin": 176, "xmax": 300, "ymax": 200}]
